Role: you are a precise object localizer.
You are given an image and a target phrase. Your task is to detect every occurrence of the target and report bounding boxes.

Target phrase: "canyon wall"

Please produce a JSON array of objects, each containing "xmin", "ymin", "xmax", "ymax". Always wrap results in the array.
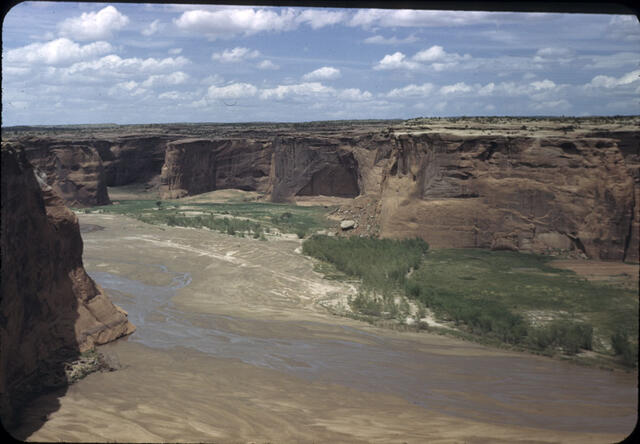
[
  {"xmin": 377, "ymin": 132, "xmax": 637, "ymax": 261},
  {"xmin": 17, "ymin": 138, "xmax": 111, "ymax": 207},
  {"xmin": 159, "ymin": 138, "xmax": 272, "ymax": 199},
  {"xmin": 0, "ymin": 146, "xmax": 135, "ymax": 427},
  {"xmin": 5, "ymin": 119, "xmax": 638, "ymax": 261}
]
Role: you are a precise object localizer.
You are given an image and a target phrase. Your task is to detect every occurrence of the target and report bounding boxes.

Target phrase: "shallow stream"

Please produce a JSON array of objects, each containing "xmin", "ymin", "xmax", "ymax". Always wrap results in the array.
[{"xmin": 89, "ymin": 263, "xmax": 636, "ymax": 434}]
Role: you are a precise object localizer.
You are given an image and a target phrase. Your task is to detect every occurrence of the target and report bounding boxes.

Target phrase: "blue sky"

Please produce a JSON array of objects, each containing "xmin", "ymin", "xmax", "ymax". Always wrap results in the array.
[{"xmin": 2, "ymin": 2, "xmax": 639, "ymax": 125}]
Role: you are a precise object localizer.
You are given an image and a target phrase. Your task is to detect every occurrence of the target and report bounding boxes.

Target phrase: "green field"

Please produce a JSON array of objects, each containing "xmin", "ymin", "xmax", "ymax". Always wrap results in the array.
[
  {"xmin": 78, "ymin": 199, "xmax": 331, "ymax": 239},
  {"xmin": 303, "ymin": 235, "xmax": 638, "ymax": 368}
]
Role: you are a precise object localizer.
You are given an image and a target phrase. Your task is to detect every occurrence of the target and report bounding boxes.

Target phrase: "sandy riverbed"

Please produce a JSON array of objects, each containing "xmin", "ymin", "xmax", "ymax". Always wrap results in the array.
[{"xmin": 11, "ymin": 213, "xmax": 637, "ymax": 443}]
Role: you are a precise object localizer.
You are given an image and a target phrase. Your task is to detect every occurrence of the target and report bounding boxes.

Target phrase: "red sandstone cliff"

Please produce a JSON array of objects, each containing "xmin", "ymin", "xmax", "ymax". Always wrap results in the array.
[
  {"xmin": 0, "ymin": 146, "xmax": 135, "ymax": 427},
  {"xmin": 5, "ymin": 119, "xmax": 638, "ymax": 262}
]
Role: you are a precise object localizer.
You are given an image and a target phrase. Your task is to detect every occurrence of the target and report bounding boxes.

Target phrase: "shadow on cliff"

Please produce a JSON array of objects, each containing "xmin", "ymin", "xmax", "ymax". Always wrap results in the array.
[{"xmin": 1, "ymin": 147, "xmax": 96, "ymax": 439}]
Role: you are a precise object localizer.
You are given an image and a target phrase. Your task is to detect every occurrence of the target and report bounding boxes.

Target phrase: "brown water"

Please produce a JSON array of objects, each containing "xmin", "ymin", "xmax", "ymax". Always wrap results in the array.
[
  {"xmin": 89, "ymin": 266, "xmax": 636, "ymax": 434},
  {"xmin": 14, "ymin": 213, "xmax": 637, "ymax": 442}
]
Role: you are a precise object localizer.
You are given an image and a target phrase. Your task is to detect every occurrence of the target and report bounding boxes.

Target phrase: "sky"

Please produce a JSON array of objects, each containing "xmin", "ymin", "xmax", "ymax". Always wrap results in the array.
[{"xmin": 2, "ymin": 2, "xmax": 639, "ymax": 125}]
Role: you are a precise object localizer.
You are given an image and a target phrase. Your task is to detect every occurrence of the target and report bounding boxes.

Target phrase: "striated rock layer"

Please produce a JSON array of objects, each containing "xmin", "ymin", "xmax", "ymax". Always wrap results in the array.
[
  {"xmin": 17, "ymin": 138, "xmax": 111, "ymax": 207},
  {"xmin": 4, "ymin": 118, "xmax": 638, "ymax": 261},
  {"xmin": 0, "ymin": 147, "xmax": 135, "ymax": 427}
]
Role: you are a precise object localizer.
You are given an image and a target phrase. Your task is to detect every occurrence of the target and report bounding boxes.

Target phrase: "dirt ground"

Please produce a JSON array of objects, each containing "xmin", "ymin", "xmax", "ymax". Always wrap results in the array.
[
  {"xmin": 10, "ymin": 213, "xmax": 637, "ymax": 443},
  {"xmin": 551, "ymin": 259, "xmax": 639, "ymax": 290}
]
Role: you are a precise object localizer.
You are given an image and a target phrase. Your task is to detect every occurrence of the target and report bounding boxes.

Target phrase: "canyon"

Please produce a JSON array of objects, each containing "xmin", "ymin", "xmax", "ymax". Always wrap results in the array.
[
  {"xmin": 4, "ymin": 117, "xmax": 638, "ymax": 262},
  {"xmin": 0, "ymin": 147, "xmax": 135, "ymax": 428},
  {"xmin": 1, "ymin": 117, "xmax": 637, "ymax": 442}
]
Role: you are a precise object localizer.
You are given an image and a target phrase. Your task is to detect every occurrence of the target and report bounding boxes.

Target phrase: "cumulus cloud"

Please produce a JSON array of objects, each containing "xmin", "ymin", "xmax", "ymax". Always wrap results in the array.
[
  {"xmin": 260, "ymin": 82, "xmax": 335, "ymax": 100},
  {"xmin": 440, "ymin": 82, "xmax": 473, "ymax": 95},
  {"xmin": 58, "ymin": 5, "xmax": 129, "ymax": 41},
  {"xmin": 207, "ymin": 82, "xmax": 258, "ymax": 99},
  {"xmin": 533, "ymin": 47, "xmax": 573, "ymax": 64},
  {"xmin": 363, "ymin": 34, "xmax": 417, "ymax": 45},
  {"xmin": 606, "ymin": 15, "xmax": 640, "ymax": 41},
  {"xmin": 337, "ymin": 88, "xmax": 373, "ymax": 101},
  {"xmin": 350, "ymin": 9, "xmax": 494, "ymax": 29},
  {"xmin": 530, "ymin": 79, "xmax": 556, "ymax": 90},
  {"xmin": 295, "ymin": 9, "xmax": 346, "ymax": 29},
  {"xmin": 142, "ymin": 19, "xmax": 162, "ymax": 36},
  {"xmin": 386, "ymin": 83, "xmax": 435, "ymax": 98},
  {"xmin": 212, "ymin": 47, "xmax": 260, "ymax": 63},
  {"xmin": 174, "ymin": 8, "xmax": 297, "ymax": 40},
  {"xmin": 587, "ymin": 69, "xmax": 640, "ymax": 89},
  {"xmin": 374, "ymin": 46, "xmax": 471, "ymax": 72},
  {"xmin": 63, "ymin": 55, "xmax": 190, "ymax": 76},
  {"xmin": 257, "ymin": 60, "xmax": 279, "ymax": 70},
  {"xmin": 373, "ymin": 52, "xmax": 420, "ymax": 71},
  {"xmin": 5, "ymin": 38, "xmax": 114, "ymax": 65},
  {"xmin": 302, "ymin": 66, "xmax": 341, "ymax": 81},
  {"xmin": 141, "ymin": 71, "xmax": 189, "ymax": 88}
]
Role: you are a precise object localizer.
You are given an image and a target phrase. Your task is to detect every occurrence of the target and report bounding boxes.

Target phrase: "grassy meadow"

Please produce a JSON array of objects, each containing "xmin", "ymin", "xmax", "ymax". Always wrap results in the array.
[
  {"xmin": 78, "ymin": 198, "xmax": 331, "ymax": 239},
  {"xmin": 303, "ymin": 235, "xmax": 638, "ymax": 368}
]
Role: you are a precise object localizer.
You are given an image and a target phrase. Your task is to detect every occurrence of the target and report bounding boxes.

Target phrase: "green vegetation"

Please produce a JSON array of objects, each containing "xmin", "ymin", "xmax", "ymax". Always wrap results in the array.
[
  {"xmin": 303, "ymin": 236, "xmax": 638, "ymax": 367},
  {"xmin": 78, "ymin": 199, "xmax": 330, "ymax": 238}
]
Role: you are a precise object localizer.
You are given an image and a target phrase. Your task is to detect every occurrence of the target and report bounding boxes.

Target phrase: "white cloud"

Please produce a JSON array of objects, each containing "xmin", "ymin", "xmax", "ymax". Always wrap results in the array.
[
  {"xmin": 373, "ymin": 46, "xmax": 471, "ymax": 72},
  {"xmin": 587, "ymin": 69, "xmax": 640, "ymax": 89},
  {"xmin": 337, "ymin": 88, "xmax": 373, "ymax": 101},
  {"xmin": 363, "ymin": 34, "xmax": 417, "ymax": 45},
  {"xmin": 302, "ymin": 66, "xmax": 341, "ymax": 81},
  {"xmin": 606, "ymin": 15, "xmax": 640, "ymax": 41},
  {"xmin": 260, "ymin": 82, "xmax": 335, "ymax": 100},
  {"xmin": 159, "ymin": 91, "xmax": 196, "ymax": 101},
  {"xmin": 440, "ymin": 82, "xmax": 473, "ymax": 95},
  {"xmin": 108, "ymin": 81, "xmax": 146, "ymax": 97},
  {"xmin": 142, "ymin": 19, "xmax": 162, "ymax": 36},
  {"xmin": 59, "ymin": 5, "xmax": 129, "ymax": 41},
  {"xmin": 168, "ymin": 48, "xmax": 183, "ymax": 55},
  {"xmin": 350, "ymin": 9, "xmax": 494, "ymax": 29},
  {"xmin": 63, "ymin": 55, "xmax": 190, "ymax": 76},
  {"xmin": 386, "ymin": 83, "xmax": 435, "ymax": 98},
  {"xmin": 582, "ymin": 52, "xmax": 640, "ymax": 69},
  {"xmin": 212, "ymin": 47, "xmax": 260, "ymax": 63},
  {"xmin": 530, "ymin": 79, "xmax": 556, "ymax": 90},
  {"xmin": 207, "ymin": 82, "xmax": 258, "ymax": 99},
  {"xmin": 533, "ymin": 47, "xmax": 573, "ymax": 63},
  {"xmin": 373, "ymin": 52, "xmax": 420, "ymax": 71},
  {"xmin": 257, "ymin": 60, "xmax": 279, "ymax": 70},
  {"xmin": 174, "ymin": 8, "xmax": 297, "ymax": 40},
  {"xmin": 5, "ymin": 38, "xmax": 114, "ymax": 65},
  {"xmin": 201, "ymin": 74, "xmax": 224, "ymax": 85},
  {"xmin": 141, "ymin": 71, "xmax": 189, "ymax": 88},
  {"xmin": 295, "ymin": 10, "xmax": 346, "ymax": 29}
]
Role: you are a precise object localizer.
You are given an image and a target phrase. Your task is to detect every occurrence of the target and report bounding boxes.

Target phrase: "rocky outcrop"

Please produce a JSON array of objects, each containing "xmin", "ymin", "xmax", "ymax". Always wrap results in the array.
[
  {"xmin": 16, "ymin": 138, "xmax": 110, "ymax": 207},
  {"xmin": 159, "ymin": 138, "xmax": 272, "ymax": 199},
  {"xmin": 377, "ymin": 132, "xmax": 636, "ymax": 261},
  {"xmin": 0, "ymin": 147, "xmax": 135, "ymax": 427},
  {"xmin": 270, "ymin": 136, "xmax": 361, "ymax": 202},
  {"xmin": 94, "ymin": 135, "xmax": 169, "ymax": 186},
  {"xmin": 4, "ymin": 119, "xmax": 638, "ymax": 262}
]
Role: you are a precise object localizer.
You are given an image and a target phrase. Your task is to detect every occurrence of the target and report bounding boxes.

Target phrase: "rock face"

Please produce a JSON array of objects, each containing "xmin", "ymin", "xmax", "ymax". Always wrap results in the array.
[
  {"xmin": 376, "ymin": 132, "xmax": 637, "ymax": 261},
  {"xmin": 159, "ymin": 138, "xmax": 273, "ymax": 199},
  {"xmin": 16, "ymin": 138, "xmax": 110, "ymax": 207},
  {"xmin": 0, "ymin": 147, "xmax": 135, "ymax": 427},
  {"xmin": 4, "ymin": 118, "xmax": 638, "ymax": 261},
  {"xmin": 270, "ymin": 136, "xmax": 361, "ymax": 202},
  {"xmin": 94, "ymin": 135, "xmax": 169, "ymax": 187}
]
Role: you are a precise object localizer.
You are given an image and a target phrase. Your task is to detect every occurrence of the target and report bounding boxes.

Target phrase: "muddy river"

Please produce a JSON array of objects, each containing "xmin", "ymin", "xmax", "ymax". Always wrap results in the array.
[{"xmin": 15, "ymin": 213, "xmax": 637, "ymax": 443}]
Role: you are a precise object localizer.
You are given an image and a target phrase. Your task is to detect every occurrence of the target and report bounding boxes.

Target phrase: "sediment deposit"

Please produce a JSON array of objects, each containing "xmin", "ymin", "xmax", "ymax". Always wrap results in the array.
[
  {"xmin": 4, "ymin": 117, "xmax": 638, "ymax": 261},
  {"xmin": 0, "ymin": 147, "xmax": 135, "ymax": 427}
]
